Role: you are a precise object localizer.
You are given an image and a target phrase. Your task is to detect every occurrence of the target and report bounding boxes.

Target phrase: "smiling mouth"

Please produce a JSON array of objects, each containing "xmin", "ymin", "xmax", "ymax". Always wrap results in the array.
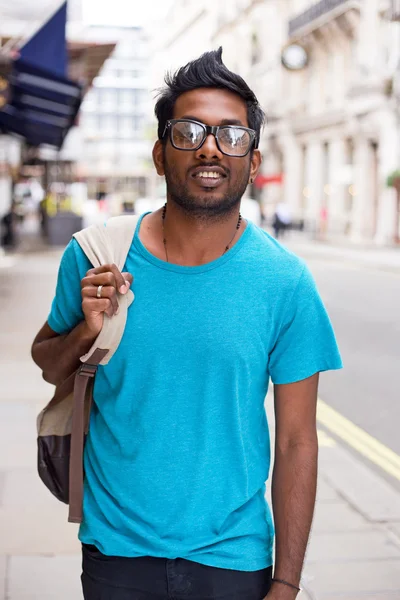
[
  {"xmin": 191, "ymin": 171, "xmax": 227, "ymax": 189},
  {"xmin": 194, "ymin": 171, "xmax": 224, "ymax": 180}
]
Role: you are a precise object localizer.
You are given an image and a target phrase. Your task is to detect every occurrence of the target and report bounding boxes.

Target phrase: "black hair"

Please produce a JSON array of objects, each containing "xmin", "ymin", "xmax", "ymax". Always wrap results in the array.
[{"xmin": 154, "ymin": 47, "xmax": 266, "ymax": 148}]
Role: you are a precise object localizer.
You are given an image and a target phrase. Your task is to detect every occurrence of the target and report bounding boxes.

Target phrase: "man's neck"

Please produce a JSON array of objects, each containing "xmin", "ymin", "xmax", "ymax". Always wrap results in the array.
[{"xmin": 139, "ymin": 200, "xmax": 245, "ymax": 267}]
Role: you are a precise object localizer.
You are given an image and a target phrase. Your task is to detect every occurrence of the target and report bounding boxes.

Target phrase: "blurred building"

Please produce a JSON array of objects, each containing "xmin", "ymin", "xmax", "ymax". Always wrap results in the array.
[
  {"xmin": 79, "ymin": 26, "xmax": 152, "ymax": 213},
  {"xmin": 153, "ymin": 0, "xmax": 400, "ymax": 245},
  {"xmin": 0, "ymin": 1, "xmax": 116, "ymax": 245}
]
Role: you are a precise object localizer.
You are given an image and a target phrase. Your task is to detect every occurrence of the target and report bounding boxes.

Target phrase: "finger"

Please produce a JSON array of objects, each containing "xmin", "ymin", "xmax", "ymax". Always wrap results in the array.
[
  {"xmin": 81, "ymin": 271, "xmax": 117, "ymax": 290},
  {"xmin": 121, "ymin": 272, "xmax": 134, "ymax": 287},
  {"xmin": 86, "ymin": 264, "xmax": 118, "ymax": 277},
  {"xmin": 84, "ymin": 264, "xmax": 131, "ymax": 294},
  {"xmin": 109, "ymin": 264, "xmax": 130, "ymax": 294},
  {"xmin": 82, "ymin": 297, "xmax": 114, "ymax": 319},
  {"xmin": 82, "ymin": 285, "xmax": 119, "ymax": 314}
]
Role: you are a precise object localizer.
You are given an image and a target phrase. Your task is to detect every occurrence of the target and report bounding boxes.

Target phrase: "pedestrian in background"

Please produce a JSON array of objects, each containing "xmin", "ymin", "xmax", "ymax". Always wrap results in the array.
[
  {"xmin": 32, "ymin": 48, "xmax": 342, "ymax": 600},
  {"xmin": 272, "ymin": 202, "xmax": 292, "ymax": 239},
  {"xmin": 1, "ymin": 200, "xmax": 18, "ymax": 249}
]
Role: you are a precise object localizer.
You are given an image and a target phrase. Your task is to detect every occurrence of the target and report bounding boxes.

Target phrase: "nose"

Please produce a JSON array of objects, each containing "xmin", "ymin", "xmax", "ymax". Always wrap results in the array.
[{"xmin": 195, "ymin": 133, "xmax": 223, "ymax": 161}]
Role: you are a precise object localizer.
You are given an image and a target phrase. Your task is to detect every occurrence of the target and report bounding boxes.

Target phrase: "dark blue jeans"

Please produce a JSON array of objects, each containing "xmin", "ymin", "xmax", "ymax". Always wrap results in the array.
[{"xmin": 82, "ymin": 544, "xmax": 273, "ymax": 600}]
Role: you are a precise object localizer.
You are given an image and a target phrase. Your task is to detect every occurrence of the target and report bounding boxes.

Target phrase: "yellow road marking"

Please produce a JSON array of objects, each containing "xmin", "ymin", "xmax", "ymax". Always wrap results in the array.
[
  {"xmin": 317, "ymin": 398, "xmax": 400, "ymax": 482},
  {"xmin": 317, "ymin": 429, "xmax": 337, "ymax": 447}
]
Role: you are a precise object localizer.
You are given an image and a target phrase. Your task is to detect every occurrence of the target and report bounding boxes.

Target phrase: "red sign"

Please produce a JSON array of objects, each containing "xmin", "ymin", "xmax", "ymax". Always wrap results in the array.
[{"xmin": 254, "ymin": 174, "xmax": 284, "ymax": 188}]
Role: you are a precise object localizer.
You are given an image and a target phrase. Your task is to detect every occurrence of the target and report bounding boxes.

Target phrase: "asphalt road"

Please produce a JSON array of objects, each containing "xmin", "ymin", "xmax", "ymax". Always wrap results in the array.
[{"xmin": 303, "ymin": 256, "xmax": 400, "ymax": 476}]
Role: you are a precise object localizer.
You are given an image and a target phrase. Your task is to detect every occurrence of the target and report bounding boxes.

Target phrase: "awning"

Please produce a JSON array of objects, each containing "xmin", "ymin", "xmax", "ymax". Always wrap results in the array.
[
  {"xmin": 0, "ymin": 58, "xmax": 81, "ymax": 148},
  {"xmin": 0, "ymin": 1, "xmax": 82, "ymax": 149}
]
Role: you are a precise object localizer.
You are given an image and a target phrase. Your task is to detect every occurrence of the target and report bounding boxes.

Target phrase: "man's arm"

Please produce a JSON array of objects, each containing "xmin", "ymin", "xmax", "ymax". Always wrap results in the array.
[
  {"xmin": 267, "ymin": 373, "xmax": 319, "ymax": 599},
  {"xmin": 31, "ymin": 321, "xmax": 98, "ymax": 386}
]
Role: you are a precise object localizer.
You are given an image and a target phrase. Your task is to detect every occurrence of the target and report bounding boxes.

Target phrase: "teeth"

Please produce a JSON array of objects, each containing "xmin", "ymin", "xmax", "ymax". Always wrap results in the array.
[{"xmin": 197, "ymin": 171, "xmax": 220, "ymax": 178}]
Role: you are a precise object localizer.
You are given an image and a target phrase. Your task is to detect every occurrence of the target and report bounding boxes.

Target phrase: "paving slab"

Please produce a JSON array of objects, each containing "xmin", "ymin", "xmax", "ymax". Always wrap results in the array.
[
  {"xmin": 0, "ymin": 363, "xmax": 51, "ymax": 403},
  {"xmin": 2, "ymin": 469, "xmax": 58, "ymax": 508},
  {"xmin": 8, "ymin": 555, "xmax": 82, "ymax": 600},
  {"xmin": 303, "ymin": 559, "xmax": 400, "ymax": 596},
  {"xmin": 319, "ymin": 444, "xmax": 400, "ymax": 522},
  {"xmin": 0, "ymin": 556, "xmax": 6, "ymax": 600},
  {"xmin": 0, "ymin": 473, "xmax": 5, "ymax": 507},
  {"xmin": 316, "ymin": 477, "xmax": 340, "ymax": 503},
  {"xmin": 389, "ymin": 523, "xmax": 400, "ymax": 542},
  {"xmin": 311, "ymin": 501, "xmax": 369, "ymax": 534},
  {"xmin": 0, "ymin": 405, "xmax": 37, "ymax": 471},
  {"xmin": 306, "ymin": 530, "xmax": 400, "ymax": 562},
  {"xmin": 0, "ymin": 505, "xmax": 80, "ymax": 555}
]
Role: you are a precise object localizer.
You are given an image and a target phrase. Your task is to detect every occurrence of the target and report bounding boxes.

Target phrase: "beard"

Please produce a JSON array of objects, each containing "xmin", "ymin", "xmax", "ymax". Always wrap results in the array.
[{"xmin": 164, "ymin": 158, "xmax": 251, "ymax": 220}]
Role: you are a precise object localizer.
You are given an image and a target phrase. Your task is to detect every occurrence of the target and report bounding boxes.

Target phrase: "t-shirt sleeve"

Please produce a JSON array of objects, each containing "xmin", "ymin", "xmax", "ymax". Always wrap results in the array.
[
  {"xmin": 47, "ymin": 239, "xmax": 92, "ymax": 335},
  {"xmin": 269, "ymin": 264, "xmax": 342, "ymax": 384}
]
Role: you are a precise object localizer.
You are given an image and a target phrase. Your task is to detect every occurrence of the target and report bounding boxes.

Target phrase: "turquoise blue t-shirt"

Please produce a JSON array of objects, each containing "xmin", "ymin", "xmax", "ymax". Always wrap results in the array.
[{"xmin": 48, "ymin": 214, "xmax": 342, "ymax": 571}]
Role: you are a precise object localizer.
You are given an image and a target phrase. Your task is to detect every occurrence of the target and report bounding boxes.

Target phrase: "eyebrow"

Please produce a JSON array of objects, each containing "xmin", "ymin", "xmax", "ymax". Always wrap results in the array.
[{"xmin": 180, "ymin": 116, "xmax": 245, "ymax": 127}]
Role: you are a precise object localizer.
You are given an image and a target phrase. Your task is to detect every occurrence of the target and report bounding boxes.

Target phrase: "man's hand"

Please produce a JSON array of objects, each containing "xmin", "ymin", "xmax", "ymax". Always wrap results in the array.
[{"xmin": 81, "ymin": 264, "xmax": 133, "ymax": 336}]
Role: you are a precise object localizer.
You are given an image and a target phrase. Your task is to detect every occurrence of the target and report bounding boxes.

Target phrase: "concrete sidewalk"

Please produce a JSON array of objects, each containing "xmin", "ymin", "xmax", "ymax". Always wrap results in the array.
[
  {"xmin": 1, "ymin": 250, "xmax": 400, "ymax": 599},
  {"xmin": 277, "ymin": 231, "xmax": 400, "ymax": 274}
]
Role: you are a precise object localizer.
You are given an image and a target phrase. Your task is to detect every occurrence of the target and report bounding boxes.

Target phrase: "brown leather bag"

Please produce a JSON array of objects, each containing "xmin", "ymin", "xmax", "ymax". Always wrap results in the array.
[{"xmin": 36, "ymin": 215, "xmax": 138, "ymax": 523}]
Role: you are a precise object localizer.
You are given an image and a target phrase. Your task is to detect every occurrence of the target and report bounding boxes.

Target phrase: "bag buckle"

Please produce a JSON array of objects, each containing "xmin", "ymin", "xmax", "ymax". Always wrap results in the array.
[{"xmin": 78, "ymin": 363, "xmax": 98, "ymax": 378}]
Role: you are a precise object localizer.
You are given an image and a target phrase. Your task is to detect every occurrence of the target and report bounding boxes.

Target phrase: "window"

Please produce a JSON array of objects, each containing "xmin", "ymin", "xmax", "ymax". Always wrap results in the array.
[
  {"xmin": 82, "ymin": 89, "xmax": 97, "ymax": 112},
  {"xmin": 118, "ymin": 141, "xmax": 138, "ymax": 163},
  {"xmin": 114, "ymin": 40, "xmax": 136, "ymax": 59},
  {"xmin": 251, "ymin": 32, "xmax": 262, "ymax": 66},
  {"xmin": 119, "ymin": 89, "xmax": 135, "ymax": 107},
  {"xmin": 118, "ymin": 116, "xmax": 138, "ymax": 137},
  {"xmin": 99, "ymin": 115, "xmax": 118, "ymax": 136},
  {"xmin": 97, "ymin": 140, "xmax": 117, "ymax": 157},
  {"xmin": 98, "ymin": 88, "xmax": 118, "ymax": 108},
  {"xmin": 86, "ymin": 141, "xmax": 97, "ymax": 159},
  {"xmin": 83, "ymin": 115, "xmax": 97, "ymax": 134}
]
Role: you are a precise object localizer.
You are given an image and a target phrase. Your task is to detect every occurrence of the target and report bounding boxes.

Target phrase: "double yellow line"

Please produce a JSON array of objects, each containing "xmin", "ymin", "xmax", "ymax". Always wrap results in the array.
[{"xmin": 317, "ymin": 398, "xmax": 400, "ymax": 482}]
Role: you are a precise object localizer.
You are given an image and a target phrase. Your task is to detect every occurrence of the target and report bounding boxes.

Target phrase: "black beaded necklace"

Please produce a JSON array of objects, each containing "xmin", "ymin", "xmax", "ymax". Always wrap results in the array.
[{"xmin": 161, "ymin": 203, "xmax": 242, "ymax": 263}]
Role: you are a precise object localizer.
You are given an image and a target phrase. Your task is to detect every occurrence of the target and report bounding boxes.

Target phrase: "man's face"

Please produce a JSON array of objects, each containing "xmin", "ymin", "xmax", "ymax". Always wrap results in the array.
[{"xmin": 153, "ymin": 88, "xmax": 261, "ymax": 218}]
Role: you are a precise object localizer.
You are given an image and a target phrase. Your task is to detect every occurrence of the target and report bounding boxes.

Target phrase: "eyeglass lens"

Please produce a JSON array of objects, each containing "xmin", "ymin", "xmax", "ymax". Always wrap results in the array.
[{"xmin": 171, "ymin": 121, "xmax": 252, "ymax": 156}]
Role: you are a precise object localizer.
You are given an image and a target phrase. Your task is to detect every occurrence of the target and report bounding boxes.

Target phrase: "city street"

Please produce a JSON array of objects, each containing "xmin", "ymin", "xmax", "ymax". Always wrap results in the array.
[
  {"xmin": 1, "ymin": 238, "xmax": 400, "ymax": 599},
  {"xmin": 315, "ymin": 260, "xmax": 400, "ymax": 452},
  {"xmin": 2, "ymin": 0, "xmax": 400, "ymax": 597},
  {"xmin": 284, "ymin": 239, "xmax": 400, "ymax": 493}
]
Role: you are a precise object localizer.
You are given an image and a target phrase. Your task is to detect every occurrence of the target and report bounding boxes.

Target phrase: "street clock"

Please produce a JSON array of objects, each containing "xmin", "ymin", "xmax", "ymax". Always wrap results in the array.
[{"xmin": 281, "ymin": 44, "xmax": 308, "ymax": 71}]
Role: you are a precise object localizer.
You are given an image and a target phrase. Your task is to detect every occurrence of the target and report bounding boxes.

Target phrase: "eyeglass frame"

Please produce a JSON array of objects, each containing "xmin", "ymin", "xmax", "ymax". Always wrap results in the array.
[{"xmin": 162, "ymin": 118, "xmax": 258, "ymax": 157}]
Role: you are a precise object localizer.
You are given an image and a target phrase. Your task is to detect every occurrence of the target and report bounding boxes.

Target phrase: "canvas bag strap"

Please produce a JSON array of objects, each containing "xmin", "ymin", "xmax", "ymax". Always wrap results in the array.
[
  {"xmin": 68, "ymin": 350, "xmax": 108, "ymax": 523},
  {"xmin": 68, "ymin": 215, "xmax": 139, "ymax": 523},
  {"xmin": 73, "ymin": 215, "xmax": 139, "ymax": 366}
]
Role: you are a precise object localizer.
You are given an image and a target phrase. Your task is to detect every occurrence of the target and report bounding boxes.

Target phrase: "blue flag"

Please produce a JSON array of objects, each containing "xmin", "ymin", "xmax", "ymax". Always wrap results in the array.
[{"xmin": 19, "ymin": 1, "xmax": 68, "ymax": 78}]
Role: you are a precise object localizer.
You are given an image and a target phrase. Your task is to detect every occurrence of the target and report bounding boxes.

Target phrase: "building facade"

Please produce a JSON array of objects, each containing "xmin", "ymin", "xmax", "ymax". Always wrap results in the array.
[
  {"xmin": 154, "ymin": 0, "xmax": 400, "ymax": 245},
  {"xmin": 79, "ymin": 26, "xmax": 152, "ymax": 212},
  {"xmin": 274, "ymin": 0, "xmax": 400, "ymax": 244}
]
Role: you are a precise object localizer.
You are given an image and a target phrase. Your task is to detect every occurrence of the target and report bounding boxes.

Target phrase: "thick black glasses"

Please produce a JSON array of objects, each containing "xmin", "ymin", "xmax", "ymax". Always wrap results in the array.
[{"xmin": 163, "ymin": 119, "xmax": 257, "ymax": 157}]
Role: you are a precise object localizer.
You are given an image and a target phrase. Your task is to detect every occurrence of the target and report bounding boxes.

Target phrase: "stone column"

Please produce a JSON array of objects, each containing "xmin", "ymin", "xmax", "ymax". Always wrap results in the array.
[
  {"xmin": 328, "ymin": 138, "xmax": 348, "ymax": 235},
  {"xmin": 375, "ymin": 109, "xmax": 399, "ymax": 245},
  {"xmin": 282, "ymin": 132, "xmax": 303, "ymax": 219},
  {"xmin": 304, "ymin": 140, "xmax": 324, "ymax": 235},
  {"xmin": 357, "ymin": 0, "xmax": 380, "ymax": 79},
  {"xmin": 351, "ymin": 135, "xmax": 375, "ymax": 242}
]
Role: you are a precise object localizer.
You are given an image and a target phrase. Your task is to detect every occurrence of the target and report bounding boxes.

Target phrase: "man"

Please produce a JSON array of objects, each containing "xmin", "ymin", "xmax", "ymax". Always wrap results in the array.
[
  {"xmin": 272, "ymin": 203, "xmax": 291, "ymax": 239},
  {"xmin": 32, "ymin": 48, "xmax": 342, "ymax": 600}
]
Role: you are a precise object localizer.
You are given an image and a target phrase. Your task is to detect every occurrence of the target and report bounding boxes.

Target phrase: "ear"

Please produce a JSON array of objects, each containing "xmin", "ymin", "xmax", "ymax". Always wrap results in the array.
[
  {"xmin": 249, "ymin": 149, "xmax": 262, "ymax": 185},
  {"xmin": 152, "ymin": 140, "xmax": 165, "ymax": 176}
]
